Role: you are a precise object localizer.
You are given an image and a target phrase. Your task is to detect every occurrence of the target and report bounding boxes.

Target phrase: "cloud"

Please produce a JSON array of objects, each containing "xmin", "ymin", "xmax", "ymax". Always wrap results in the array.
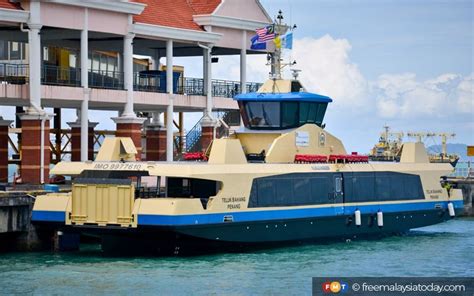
[
  {"xmin": 374, "ymin": 72, "xmax": 473, "ymax": 119},
  {"xmin": 291, "ymin": 35, "xmax": 369, "ymax": 109}
]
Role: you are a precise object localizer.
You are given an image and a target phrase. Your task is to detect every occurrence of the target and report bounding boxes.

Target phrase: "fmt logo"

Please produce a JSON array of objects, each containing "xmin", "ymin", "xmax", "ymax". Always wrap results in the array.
[{"xmin": 322, "ymin": 281, "xmax": 348, "ymax": 294}]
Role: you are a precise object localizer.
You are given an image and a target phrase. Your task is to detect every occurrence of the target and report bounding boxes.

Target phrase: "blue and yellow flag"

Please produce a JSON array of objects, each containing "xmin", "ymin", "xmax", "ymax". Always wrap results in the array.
[{"xmin": 281, "ymin": 32, "xmax": 293, "ymax": 49}]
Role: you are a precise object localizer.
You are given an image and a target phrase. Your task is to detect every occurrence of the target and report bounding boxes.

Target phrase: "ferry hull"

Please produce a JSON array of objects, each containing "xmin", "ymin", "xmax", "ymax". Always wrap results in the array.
[{"xmin": 37, "ymin": 207, "xmax": 461, "ymax": 255}]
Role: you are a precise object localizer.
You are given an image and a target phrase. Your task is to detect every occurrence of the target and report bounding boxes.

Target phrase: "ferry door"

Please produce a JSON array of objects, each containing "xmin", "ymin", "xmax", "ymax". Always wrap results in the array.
[{"xmin": 332, "ymin": 173, "xmax": 344, "ymax": 215}]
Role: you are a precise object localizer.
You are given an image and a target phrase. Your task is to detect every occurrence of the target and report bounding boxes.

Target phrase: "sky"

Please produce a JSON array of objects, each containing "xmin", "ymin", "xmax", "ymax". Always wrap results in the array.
[
  {"xmin": 203, "ymin": 0, "xmax": 474, "ymax": 153},
  {"xmin": 2, "ymin": 0, "xmax": 473, "ymax": 154}
]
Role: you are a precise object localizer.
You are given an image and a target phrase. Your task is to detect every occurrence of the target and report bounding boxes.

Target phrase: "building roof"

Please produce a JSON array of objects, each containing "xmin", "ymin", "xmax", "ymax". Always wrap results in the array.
[
  {"xmin": 187, "ymin": 0, "xmax": 221, "ymax": 14},
  {"xmin": 133, "ymin": 0, "xmax": 221, "ymax": 31},
  {"xmin": 0, "ymin": 0, "xmax": 21, "ymax": 10}
]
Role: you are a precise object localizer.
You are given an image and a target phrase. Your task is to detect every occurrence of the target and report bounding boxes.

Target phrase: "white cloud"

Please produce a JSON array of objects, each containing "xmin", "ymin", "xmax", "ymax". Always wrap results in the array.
[
  {"xmin": 455, "ymin": 73, "xmax": 474, "ymax": 114},
  {"xmin": 291, "ymin": 35, "xmax": 368, "ymax": 109},
  {"xmin": 374, "ymin": 72, "xmax": 473, "ymax": 119}
]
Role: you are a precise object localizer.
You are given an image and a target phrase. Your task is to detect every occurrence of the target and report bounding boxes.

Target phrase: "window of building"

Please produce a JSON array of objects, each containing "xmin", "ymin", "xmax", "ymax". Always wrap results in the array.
[
  {"xmin": 0, "ymin": 41, "xmax": 7, "ymax": 60},
  {"xmin": 9, "ymin": 42, "xmax": 20, "ymax": 59}
]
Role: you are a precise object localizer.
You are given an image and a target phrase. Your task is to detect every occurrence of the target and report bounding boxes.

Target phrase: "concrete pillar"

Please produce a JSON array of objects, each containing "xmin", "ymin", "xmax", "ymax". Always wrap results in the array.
[
  {"xmin": 200, "ymin": 44, "xmax": 218, "ymax": 147},
  {"xmin": 0, "ymin": 118, "xmax": 12, "ymax": 183},
  {"xmin": 151, "ymin": 49, "xmax": 160, "ymax": 71},
  {"xmin": 205, "ymin": 46, "xmax": 213, "ymax": 117},
  {"xmin": 240, "ymin": 31, "xmax": 247, "ymax": 94},
  {"xmin": 122, "ymin": 31, "xmax": 135, "ymax": 117},
  {"xmin": 166, "ymin": 39, "xmax": 174, "ymax": 162},
  {"xmin": 68, "ymin": 121, "xmax": 98, "ymax": 161},
  {"xmin": 203, "ymin": 48, "xmax": 208, "ymax": 95},
  {"xmin": 80, "ymin": 8, "xmax": 89, "ymax": 161},
  {"xmin": 19, "ymin": 114, "xmax": 51, "ymax": 184},
  {"xmin": 112, "ymin": 17, "xmax": 145, "ymax": 159},
  {"xmin": 26, "ymin": 1, "xmax": 42, "ymax": 114}
]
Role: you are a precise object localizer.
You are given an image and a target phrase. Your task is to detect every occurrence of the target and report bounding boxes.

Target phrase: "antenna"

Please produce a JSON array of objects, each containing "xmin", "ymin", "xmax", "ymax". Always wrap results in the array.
[{"xmin": 291, "ymin": 69, "xmax": 301, "ymax": 80}]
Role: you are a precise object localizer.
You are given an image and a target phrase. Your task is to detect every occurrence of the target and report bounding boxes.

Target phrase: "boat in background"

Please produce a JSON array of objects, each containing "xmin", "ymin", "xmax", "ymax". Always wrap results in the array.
[{"xmin": 369, "ymin": 126, "xmax": 459, "ymax": 166}]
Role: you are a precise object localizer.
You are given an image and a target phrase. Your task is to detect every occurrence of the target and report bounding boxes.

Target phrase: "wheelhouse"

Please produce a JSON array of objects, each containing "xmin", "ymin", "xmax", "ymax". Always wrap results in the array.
[{"xmin": 235, "ymin": 91, "xmax": 332, "ymax": 130}]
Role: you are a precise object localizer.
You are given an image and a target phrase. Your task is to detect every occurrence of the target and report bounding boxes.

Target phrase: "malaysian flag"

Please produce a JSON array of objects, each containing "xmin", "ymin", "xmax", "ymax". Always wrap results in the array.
[{"xmin": 255, "ymin": 25, "xmax": 275, "ymax": 42}]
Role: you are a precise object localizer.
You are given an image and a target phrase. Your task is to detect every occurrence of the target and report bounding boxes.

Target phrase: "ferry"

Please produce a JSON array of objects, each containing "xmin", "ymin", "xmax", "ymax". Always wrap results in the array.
[{"xmin": 31, "ymin": 24, "xmax": 463, "ymax": 256}]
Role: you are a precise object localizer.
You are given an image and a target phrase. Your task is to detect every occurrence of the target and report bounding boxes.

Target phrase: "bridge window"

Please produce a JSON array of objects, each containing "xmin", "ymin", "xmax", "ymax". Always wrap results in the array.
[
  {"xmin": 245, "ymin": 101, "xmax": 280, "ymax": 128},
  {"xmin": 240, "ymin": 101, "xmax": 329, "ymax": 130},
  {"xmin": 299, "ymin": 102, "xmax": 328, "ymax": 126},
  {"xmin": 281, "ymin": 102, "xmax": 299, "ymax": 128}
]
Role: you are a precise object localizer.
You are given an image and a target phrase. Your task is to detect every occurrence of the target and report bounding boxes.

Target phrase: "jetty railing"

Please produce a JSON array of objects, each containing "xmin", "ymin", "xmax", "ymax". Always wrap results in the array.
[{"xmin": 0, "ymin": 63, "xmax": 262, "ymax": 99}]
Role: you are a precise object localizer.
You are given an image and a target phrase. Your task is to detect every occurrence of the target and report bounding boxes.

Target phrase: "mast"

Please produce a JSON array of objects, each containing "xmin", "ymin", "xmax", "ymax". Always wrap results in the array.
[{"xmin": 269, "ymin": 10, "xmax": 289, "ymax": 80}]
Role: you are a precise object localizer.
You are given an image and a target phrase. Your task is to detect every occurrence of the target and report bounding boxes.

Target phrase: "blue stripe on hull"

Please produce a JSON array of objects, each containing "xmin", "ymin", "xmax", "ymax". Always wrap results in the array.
[
  {"xmin": 31, "ymin": 200, "xmax": 463, "ymax": 226},
  {"xmin": 137, "ymin": 200, "xmax": 464, "ymax": 226},
  {"xmin": 32, "ymin": 210, "xmax": 65, "ymax": 222}
]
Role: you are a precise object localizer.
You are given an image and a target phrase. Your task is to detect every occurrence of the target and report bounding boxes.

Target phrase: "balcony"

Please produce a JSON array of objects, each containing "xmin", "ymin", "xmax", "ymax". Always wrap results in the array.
[{"xmin": 0, "ymin": 63, "xmax": 262, "ymax": 99}]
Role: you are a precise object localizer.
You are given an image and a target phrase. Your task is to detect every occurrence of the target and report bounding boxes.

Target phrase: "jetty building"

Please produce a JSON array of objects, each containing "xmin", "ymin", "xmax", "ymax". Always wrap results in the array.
[{"xmin": 0, "ymin": 0, "xmax": 272, "ymax": 184}]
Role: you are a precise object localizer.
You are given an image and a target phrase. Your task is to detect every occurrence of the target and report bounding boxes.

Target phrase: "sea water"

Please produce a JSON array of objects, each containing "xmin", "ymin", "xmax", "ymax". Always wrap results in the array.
[{"xmin": 0, "ymin": 218, "xmax": 472, "ymax": 295}]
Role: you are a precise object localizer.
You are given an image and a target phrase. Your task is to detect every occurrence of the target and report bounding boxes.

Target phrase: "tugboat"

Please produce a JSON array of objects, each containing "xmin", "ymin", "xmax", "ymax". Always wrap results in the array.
[{"xmin": 32, "ymin": 15, "xmax": 464, "ymax": 255}]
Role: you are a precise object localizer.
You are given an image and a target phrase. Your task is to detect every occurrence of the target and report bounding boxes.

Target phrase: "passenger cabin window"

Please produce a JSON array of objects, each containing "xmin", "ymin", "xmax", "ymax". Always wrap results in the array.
[
  {"xmin": 166, "ymin": 177, "xmax": 222, "ymax": 209},
  {"xmin": 248, "ymin": 173, "xmax": 338, "ymax": 207},
  {"xmin": 239, "ymin": 101, "xmax": 328, "ymax": 130},
  {"xmin": 343, "ymin": 172, "xmax": 425, "ymax": 203},
  {"xmin": 248, "ymin": 172, "xmax": 424, "ymax": 208}
]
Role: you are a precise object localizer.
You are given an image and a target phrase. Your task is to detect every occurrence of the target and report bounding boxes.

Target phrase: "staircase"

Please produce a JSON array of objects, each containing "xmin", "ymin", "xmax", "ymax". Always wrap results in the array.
[{"xmin": 177, "ymin": 110, "xmax": 240, "ymax": 154}]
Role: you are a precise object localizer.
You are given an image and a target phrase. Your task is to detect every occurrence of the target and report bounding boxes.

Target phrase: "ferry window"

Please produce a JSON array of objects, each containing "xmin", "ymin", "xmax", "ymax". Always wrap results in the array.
[
  {"xmin": 166, "ymin": 177, "xmax": 221, "ymax": 200},
  {"xmin": 315, "ymin": 103, "xmax": 328, "ymax": 125},
  {"xmin": 245, "ymin": 102, "xmax": 280, "ymax": 128},
  {"xmin": 310, "ymin": 177, "xmax": 332, "ymax": 203},
  {"xmin": 256, "ymin": 179, "xmax": 276, "ymax": 206},
  {"xmin": 335, "ymin": 177, "xmax": 342, "ymax": 193},
  {"xmin": 352, "ymin": 173, "xmax": 376, "ymax": 202},
  {"xmin": 281, "ymin": 102, "xmax": 299, "ymax": 128},
  {"xmin": 299, "ymin": 102, "xmax": 317, "ymax": 124},
  {"xmin": 275, "ymin": 178, "xmax": 293, "ymax": 206},
  {"xmin": 293, "ymin": 178, "xmax": 312, "ymax": 205},
  {"xmin": 376, "ymin": 174, "xmax": 391, "ymax": 200},
  {"xmin": 389, "ymin": 174, "xmax": 405, "ymax": 200},
  {"xmin": 403, "ymin": 174, "xmax": 424, "ymax": 199},
  {"xmin": 291, "ymin": 81, "xmax": 303, "ymax": 92},
  {"xmin": 299, "ymin": 102, "xmax": 328, "ymax": 126},
  {"xmin": 345, "ymin": 172, "xmax": 424, "ymax": 202}
]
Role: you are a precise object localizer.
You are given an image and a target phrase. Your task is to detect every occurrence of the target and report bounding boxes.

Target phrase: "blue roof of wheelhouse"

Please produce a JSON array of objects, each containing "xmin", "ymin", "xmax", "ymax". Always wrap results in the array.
[{"xmin": 234, "ymin": 92, "xmax": 333, "ymax": 103}]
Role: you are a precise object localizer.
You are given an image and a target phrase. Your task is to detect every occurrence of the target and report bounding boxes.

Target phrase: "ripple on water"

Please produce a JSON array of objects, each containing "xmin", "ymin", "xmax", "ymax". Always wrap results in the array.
[{"xmin": 0, "ymin": 218, "xmax": 473, "ymax": 295}]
